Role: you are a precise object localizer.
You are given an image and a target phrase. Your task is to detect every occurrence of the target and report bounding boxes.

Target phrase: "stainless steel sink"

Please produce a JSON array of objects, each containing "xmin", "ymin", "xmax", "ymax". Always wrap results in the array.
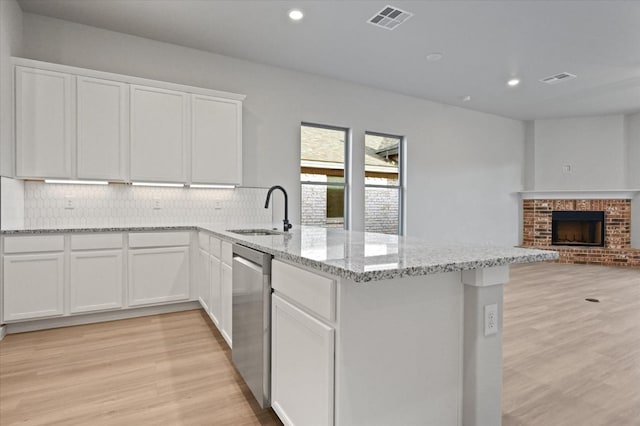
[{"xmin": 227, "ymin": 228, "xmax": 283, "ymax": 236}]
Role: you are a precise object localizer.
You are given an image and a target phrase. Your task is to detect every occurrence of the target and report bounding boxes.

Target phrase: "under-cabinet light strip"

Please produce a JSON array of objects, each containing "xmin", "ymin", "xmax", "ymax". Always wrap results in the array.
[
  {"xmin": 44, "ymin": 179, "xmax": 109, "ymax": 185},
  {"xmin": 189, "ymin": 184, "xmax": 236, "ymax": 189},
  {"xmin": 131, "ymin": 182, "xmax": 185, "ymax": 188}
]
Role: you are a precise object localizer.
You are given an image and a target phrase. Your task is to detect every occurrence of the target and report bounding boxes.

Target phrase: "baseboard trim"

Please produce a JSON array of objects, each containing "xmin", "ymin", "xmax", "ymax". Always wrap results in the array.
[
  {"xmin": 0, "ymin": 325, "xmax": 7, "ymax": 340},
  {"xmin": 5, "ymin": 302, "xmax": 201, "ymax": 335}
]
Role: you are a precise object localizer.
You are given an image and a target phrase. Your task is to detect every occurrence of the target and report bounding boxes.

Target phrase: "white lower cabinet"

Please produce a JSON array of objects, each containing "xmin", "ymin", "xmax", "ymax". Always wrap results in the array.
[
  {"xmin": 220, "ymin": 262, "xmax": 233, "ymax": 347},
  {"xmin": 198, "ymin": 247, "xmax": 211, "ymax": 312},
  {"xmin": 271, "ymin": 294, "xmax": 335, "ymax": 426},
  {"xmin": 70, "ymin": 250, "xmax": 123, "ymax": 313},
  {"xmin": 209, "ymin": 255, "xmax": 222, "ymax": 326},
  {"xmin": 128, "ymin": 246, "xmax": 190, "ymax": 306},
  {"xmin": 3, "ymin": 253, "xmax": 65, "ymax": 321}
]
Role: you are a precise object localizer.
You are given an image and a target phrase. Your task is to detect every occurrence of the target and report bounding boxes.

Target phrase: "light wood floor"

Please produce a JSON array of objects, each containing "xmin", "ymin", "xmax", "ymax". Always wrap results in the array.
[
  {"xmin": 0, "ymin": 310, "xmax": 282, "ymax": 426},
  {"xmin": 1, "ymin": 263, "xmax": 638, "ymax": 425},
  {"xmin": 503, "ymin": 262, "xmax": 640, "ymax": 426}
]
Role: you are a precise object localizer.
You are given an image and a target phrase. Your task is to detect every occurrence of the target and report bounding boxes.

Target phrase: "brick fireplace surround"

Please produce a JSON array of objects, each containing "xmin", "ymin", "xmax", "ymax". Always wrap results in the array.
[{"xmin": 522, "ymin": 198, "xmax": 640, "ymax": 267}]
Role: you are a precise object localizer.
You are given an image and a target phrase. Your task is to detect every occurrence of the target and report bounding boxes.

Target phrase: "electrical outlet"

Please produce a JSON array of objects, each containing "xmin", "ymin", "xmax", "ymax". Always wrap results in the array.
[
  {"xmin": 214, "ymin": 201, "xmax": 222, "ymax": 210},
  {"xmin": 484, "ymin": 304, "xmax": 498, "ymax": 336},
  {"xmin": 64, "ymin": 196, "xmax": 74, "ymax": 210},
  {"xmin": 153, "ymin": 198, "xmax": 161, "ymax": 210},
  {"xmin": 563, "ymin": 164, "xmax": 572, "ymax": 174}
]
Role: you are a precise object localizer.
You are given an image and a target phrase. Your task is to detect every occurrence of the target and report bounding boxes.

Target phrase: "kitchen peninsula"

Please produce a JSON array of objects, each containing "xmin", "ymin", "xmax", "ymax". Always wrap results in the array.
[{"xmin": 0, "ymin": 225, "xmax": 557, "ymax": 426}]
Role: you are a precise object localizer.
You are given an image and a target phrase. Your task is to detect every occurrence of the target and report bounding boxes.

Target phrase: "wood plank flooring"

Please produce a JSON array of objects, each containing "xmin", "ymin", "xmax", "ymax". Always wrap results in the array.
[
  {"xmin": 503, "ymin": 263, "xmax": 640, "ymax": 426},
  {"xmin": 0, "ymin": 263, "xmax": 638, "ymax": 425},
  {"xmin": 0, "ymin": 310, "xmax": 281, "ymax": 426}
]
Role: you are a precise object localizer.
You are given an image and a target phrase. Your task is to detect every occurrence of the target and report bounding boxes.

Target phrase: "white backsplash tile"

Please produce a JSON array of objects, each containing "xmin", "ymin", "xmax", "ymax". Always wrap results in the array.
[{"xmin": 22, "ymin": 182, "xmax": 272, "ymax": 228}]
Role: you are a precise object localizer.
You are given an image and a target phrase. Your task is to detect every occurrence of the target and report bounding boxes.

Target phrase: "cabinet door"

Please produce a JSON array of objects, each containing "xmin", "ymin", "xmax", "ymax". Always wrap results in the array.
[
  {"xmin": 3, "ymin": 253, "xmax": 65, "ymax": 321},
  {"xmin": 272, "ymin": 294, "xmax": 334, "ymax": 426},
  {"xmin": 16, "ymin": 67, "xmax": 74, "ymax": 178},
  {"xmin": 70, "ymin": 250, "xmax": 123, "ymax": 313},
  {"xmin": 77, "ymin": 76, "xmax": 128, "ymax": 180},
  {"xmin": 198, "ymin": 247, "xmax": 211, "ymax": 311},
  {"xmin": 130, "ymin": 85, "xmax": 188, "ymax": 182},
  {"xmin": 220, "ymin": 262, "xmax": 233, "ymax": 347},
  {"xmin": 209, "ymin": 255, "xmax": 222, "ymax": 327},
  {"xmin": 191, "ymin": 94, "xmax": 242, "ymax": 185},
  {"xmin": 128, "ymin": 247, "xmax": 190, "ymax": 306}
]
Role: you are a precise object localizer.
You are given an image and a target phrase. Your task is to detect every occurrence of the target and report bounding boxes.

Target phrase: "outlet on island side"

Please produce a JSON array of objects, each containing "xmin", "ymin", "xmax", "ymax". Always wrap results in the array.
[{"xmin": 484, "ymin": 304, "xmax": 498, "ymax": 336}]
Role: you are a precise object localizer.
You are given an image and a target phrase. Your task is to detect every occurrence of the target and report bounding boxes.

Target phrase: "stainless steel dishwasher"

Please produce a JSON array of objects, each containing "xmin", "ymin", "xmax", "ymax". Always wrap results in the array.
[{"xmin": 231, "ymin": 244, "xmax": 273, "ymax": 409}]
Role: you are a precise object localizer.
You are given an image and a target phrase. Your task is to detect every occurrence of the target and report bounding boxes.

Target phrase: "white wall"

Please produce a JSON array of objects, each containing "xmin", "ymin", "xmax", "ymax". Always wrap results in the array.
[
  {"xmin": 532, "ymin": 116, "xmax": 626, "ymax": 190},
  {"xmin": 0, "ymin": 176, "xmax": 24, "ymax": 229},
  {"xmin": 627, "ymin": 112, "xmax": 640, "ymax": 247},
  {"xmin": 0, "ymin": 0, "xmax": 22, "ymax": 177},
  {"xmin": 19, "ymin": 13, "xmax": 526, "ymax": 245}
]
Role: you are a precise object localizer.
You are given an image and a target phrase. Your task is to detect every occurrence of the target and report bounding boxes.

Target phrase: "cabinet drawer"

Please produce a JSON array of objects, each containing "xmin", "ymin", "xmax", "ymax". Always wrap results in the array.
[
  {"xmin": 198, "ymin": 232, "xmax": 210, "ymax": 252},
  {"xmin": 210, "ymin": 236, "xmax": 221, "ymax": 258},
  {"xmin": 221, "ymin": 240, "xmax": 232, "ymax": 265},
  {"xmin": 129, "ymin": 232, "xmax": 190, "ymax": 248},
  {"xmin": 71, "ymin": 233, "xmax": 123, "ymax": 250},
  {"xmin": 4, "ymin": 235, "xmax": 65, "ymax": 253},
  {"xmin": 272, "ymin": 260, "xmax": 336, "ymax": 321}
]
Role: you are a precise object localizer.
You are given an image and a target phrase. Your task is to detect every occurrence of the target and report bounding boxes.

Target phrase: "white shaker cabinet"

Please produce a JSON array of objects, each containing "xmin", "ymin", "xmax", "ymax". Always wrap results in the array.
[
  {"xmin": 209, "ymin": 235, "xmax": 223, "ymax": 327},
  {"xmin": 16, "ymin": 66, "xmax": 74, "ymax": 178},
  {"xmin": 127, "ymin": 231, "xmax": 191, "ymax": 309},
  {"xmin": 198, "ymin": 247, "xmax": 211, "ymax": 312},
  {"xmin": 69, "ymin": 233, "xmax": 124, "ymax": 314},
  {"xmin": 3, "ymin": 253, "xmax": 65, "ymax": 321},
  {"xmin": 219, "ymin": 240, "xmax": 233, "ymax": 347},
  {"xmin": 191, "ymin": 94, "xmax": 242, "ymax": 185},
  {"xmin": 70, "ymin": 250, "xmax": 123, "ymax": 313},
  {"xmin": 130, "ymin": 85, "xmax": 188, "ymax": 183},
  {"xmin": 271, "ymin": 294, "xmax": 335, "ymax": 426},
  {"xmin": 220, "ymin": 262, "xmax": 233, "ymax": 347},
  {"xmin": 76, "ymin": 76, "xmax": 128, "ymax": 181}
]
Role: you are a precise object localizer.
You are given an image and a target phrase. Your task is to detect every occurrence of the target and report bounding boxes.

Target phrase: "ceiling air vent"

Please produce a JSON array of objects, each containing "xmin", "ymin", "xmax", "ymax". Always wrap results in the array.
[
  {"xmin": 367, "ymin": 5, "xmax": 413, "ymax": 30},
  {"xmin": 540, "ymin": 72, "xmax": 577, "ymax": 85}
]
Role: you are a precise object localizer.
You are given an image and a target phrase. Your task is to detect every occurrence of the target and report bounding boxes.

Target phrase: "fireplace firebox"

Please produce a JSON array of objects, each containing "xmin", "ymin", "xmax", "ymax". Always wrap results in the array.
[{"xmin": 552, "ymin": 211, "xmax": 605, "ymax": 247}]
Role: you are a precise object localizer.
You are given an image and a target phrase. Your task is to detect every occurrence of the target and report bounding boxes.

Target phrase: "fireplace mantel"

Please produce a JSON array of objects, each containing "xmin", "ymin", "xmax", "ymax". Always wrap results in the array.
[{"xmin": 519, "ymin": 189, "xmax": 640, "ymax": 200}]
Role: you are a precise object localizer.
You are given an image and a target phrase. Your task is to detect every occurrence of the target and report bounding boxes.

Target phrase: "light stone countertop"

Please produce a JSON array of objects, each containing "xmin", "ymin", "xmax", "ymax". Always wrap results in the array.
[{"xmin": 1, "ymin": 224, "xmax": 558, "ymax": 282}]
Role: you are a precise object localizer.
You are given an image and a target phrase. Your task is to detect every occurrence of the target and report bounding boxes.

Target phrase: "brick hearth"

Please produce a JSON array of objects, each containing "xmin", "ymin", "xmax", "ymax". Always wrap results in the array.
[{"xmin": 523, "ymin": 199, "xmax": 640, "ymax": 267}]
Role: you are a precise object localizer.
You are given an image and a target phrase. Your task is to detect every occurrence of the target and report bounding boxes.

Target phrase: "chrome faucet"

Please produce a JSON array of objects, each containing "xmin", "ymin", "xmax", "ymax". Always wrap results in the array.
[{"xmin": 265, "ymin": 185, "xmax": 292, "ymax": 232}]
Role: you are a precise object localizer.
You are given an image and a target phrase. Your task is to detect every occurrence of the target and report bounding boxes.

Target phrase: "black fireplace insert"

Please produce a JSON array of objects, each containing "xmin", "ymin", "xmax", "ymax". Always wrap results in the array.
[{"xmin": 551, "ymin": 211, "xmax": 605, "ymax": 247}]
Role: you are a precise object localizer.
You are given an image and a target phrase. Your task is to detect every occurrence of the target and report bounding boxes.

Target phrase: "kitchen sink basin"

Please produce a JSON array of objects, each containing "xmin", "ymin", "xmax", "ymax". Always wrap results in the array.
[{"xmin": 227, "ymin": 228, "xmax": 283, "ymax": 236}]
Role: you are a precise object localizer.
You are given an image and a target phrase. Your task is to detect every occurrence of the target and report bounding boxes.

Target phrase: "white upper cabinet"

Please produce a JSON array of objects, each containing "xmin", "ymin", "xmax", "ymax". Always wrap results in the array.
[
  {"xmin": 16, "ymin": 66, "xmax": 74, "ymax": 178},
  {"xmin": 13, "ymin": 59, "xmax": 244, "ymax": 184},
  {"xmin": 191, "ymin": 94, "xmax": 242, "ymax": 185},
  {"xmin": 77, "ymin": 76, "xmax": 128, "ymax": 181},
  {"xmin": 130, "ymin": 85, "xmax": 189, "ymax": 183}
]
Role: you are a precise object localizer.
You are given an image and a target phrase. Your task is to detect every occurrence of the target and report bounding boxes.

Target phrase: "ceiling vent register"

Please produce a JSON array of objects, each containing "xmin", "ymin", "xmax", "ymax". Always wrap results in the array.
[
  {"xmin": 367, "ymin": 5, "xmax": 413, "ymax": 30},
  {"xmin": 540, "ymin": 72, "xmax": 577, "ymax": 85}
]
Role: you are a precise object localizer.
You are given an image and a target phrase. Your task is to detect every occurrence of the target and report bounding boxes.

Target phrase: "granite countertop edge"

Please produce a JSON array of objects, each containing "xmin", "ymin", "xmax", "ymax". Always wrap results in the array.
[{"xmin": 1, "ymin": 225, "xmax": 560, "ymax": 283}]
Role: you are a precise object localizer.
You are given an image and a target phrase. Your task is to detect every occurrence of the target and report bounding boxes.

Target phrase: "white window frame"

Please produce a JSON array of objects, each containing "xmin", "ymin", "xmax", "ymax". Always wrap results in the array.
[
  {"xmin": 364, "ymin": 131, "xmax": 405, "ymax": 235},
  {"xmin": 300, "ymin": 122, "xmax": 350, "ymax": 230}
]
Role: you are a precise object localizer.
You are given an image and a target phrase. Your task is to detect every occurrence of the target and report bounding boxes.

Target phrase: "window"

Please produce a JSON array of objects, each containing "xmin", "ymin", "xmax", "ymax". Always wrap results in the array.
[
  {"xmin": 364, "ymin": 132, "xmax": 403, "ymax": 235},
  {"xmin": 300, "ymin": 123, "xmax": 349, "ymax": 228}
]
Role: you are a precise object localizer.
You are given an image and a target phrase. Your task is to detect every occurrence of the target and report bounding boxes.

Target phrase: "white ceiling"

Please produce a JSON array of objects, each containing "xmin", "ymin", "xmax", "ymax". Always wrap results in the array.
[{"xmin": 17, "ymin": 0, "xmax": 640, "ymax": 120}]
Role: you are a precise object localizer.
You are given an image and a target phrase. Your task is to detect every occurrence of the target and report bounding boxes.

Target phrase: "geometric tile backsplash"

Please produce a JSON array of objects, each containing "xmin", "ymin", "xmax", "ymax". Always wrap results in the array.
[{"xmin": 23, "ymin": 182, "xmax": 273, "ymax": 228}]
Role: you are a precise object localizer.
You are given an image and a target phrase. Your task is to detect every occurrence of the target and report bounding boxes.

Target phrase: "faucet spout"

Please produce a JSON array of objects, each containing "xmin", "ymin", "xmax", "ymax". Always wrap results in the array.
[{"xmin": 265, "ymin": 185, "xmax": 292, "ymax": 232}]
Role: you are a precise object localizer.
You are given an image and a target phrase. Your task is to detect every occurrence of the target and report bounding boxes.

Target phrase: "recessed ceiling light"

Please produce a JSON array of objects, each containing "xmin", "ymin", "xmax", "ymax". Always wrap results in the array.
[
  {"xmin": 426, "ymin": 52, "xmax": 444, "ymax": 62},
  {"xmin": 460, "ymin": 95, "xmax": 472, "ymax": 102},
  {"xmin": 507, "ymin": 78, "xmax": 521, "ymax": 87},
  {"xmin": 288, "ymin": 9, "xmax": 304, "ymax": 21}
]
